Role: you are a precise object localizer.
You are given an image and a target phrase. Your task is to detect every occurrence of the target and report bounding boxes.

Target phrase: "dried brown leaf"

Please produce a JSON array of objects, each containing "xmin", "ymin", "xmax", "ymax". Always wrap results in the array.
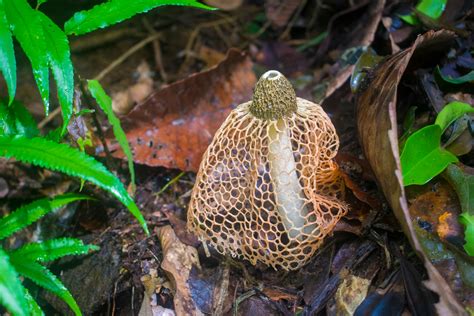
[
  {"xmin": 356, "ymin": 29, "xmax": 467, "ymax": 314},
  {"xmin": 158, "ymin": 225, "xmax": 202, "ymax": 316},
  {"xmin": 105, "ymin": 49, "xmax": 256, "ymax": 171}
]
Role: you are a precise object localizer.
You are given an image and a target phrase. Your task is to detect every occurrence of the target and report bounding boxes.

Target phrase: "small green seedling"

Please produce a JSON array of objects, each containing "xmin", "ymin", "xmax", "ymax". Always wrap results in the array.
[
  {"xmin": 401, "ymin": 101, "xmax": 474, "ymax": 186},
  {"xmin": 399, "ymin": 0, "xmax": 447, "ymax": 25},
  {"xmin": 401, "ymin": 101, "xmax": 474, "ymax": 256}
]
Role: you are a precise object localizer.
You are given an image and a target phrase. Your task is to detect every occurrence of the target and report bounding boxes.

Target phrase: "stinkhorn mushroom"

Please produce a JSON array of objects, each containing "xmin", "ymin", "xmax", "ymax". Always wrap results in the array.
[{"xmin": 187, "ymin": 70, "xmax": 348, "ymax": 270}]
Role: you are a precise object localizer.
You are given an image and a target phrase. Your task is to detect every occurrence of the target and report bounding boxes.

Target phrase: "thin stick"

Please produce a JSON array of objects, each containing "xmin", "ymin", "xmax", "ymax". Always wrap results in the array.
[
  {"xmin": 279, "ymin": 0, "xmax": 308, "ymax": 40},
  {"xmin": 38, "ymin": 33, "xmax": 160, "ymax": 128},
  {"xmin": 142, "ymin": 17, "xmax": 168, "ymax": 83},
  {"xmin": 155, "ymin": 171, "xmax": 186, "ymax": 196},
  {"xmin": 95, "ymin": 33, "xmax": 160, "ymax": 81},
  {"xmin": 178, "ymin": 18, "xmax": 235, "ymax": 75}
]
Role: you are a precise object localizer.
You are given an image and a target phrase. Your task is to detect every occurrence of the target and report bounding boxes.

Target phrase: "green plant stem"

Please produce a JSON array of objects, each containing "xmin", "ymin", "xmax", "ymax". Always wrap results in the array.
[
  {"xmin": 155, "ymin": 171, "xmax": 186, "ymax": 195},
  {"xmin": 78, "ymin": 79, "xmax": 114, "ymax": 170}
]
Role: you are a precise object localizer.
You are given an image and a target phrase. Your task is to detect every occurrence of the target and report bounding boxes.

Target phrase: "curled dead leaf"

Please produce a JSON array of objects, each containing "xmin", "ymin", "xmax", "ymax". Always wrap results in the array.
[
  {"xmin": 158, "ymin": 226, "xmax": 202, "ymax": 316},
  {"xmin": 355, "ymin": 29, "xmax": 468, "ymax": 314}
]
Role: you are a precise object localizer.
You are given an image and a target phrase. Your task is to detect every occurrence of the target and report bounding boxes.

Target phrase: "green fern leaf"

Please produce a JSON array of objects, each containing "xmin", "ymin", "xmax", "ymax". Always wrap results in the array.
[
  {"xmin": 24, "ymin": 288, "xmax": 44, "ymax": 316},
  {"xmin": 3, "ymin": 0, "xmax": 49, "ymax": 114},
  {"xmin": 38, "ymin": 12, "xmax": 74, "ymax": 134},
  {"xmin": 10, "ymin": 100, "xmax": 39, "ymax": 137},
  {"xmin": 0, "ymin": 100, "xmax": 39, "ymax": 137},
  {"xmin": 88, "ymin": 80, "xmax": 135, "ymax": 191},
  {"xmin": 0, "ymin": 101, "xmax": 16, "ymax": 136},
  {"xmin": 10, "ymin": 259, "xmax": 81, "ymax": 316},
  {"xmin": 0, "ymin": 248, "xmax": 29, "ymax": 316},
  {"xmin": 10, "ymin": 237, "xmax": 99, "ymax": 263},
  {"xmin": 64, "ymin": 0, "xmax": 213, "ymax": 36},
  {"xmin": 0, "ymin": 194, "xmax": 90, "ymax": 240},
  {"xmin": 0, "ymin": 136, "xmax": 149, "ymax": 234},
  {"xmin": 0, "ymin": 1, "xmax": 16, "ymax": 104}
]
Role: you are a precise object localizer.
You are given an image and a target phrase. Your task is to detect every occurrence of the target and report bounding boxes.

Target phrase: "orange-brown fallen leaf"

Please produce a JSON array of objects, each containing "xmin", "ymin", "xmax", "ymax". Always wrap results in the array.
[
  {"xmin": 105, "ymin": 49, "xmax": 256, "ymax": 171},
  {"xmin": 261, "ymin": 287, "xmax": 298, "ymax": 302}
]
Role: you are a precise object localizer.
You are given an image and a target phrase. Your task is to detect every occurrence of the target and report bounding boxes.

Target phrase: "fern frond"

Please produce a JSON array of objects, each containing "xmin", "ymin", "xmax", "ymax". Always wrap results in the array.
[
  {"xmin": 0, "ymin": 193, "xmax": 90, "ymax": 240},
  {"xmin": 10, "ymin": 237, "xmax": 99, "ymax": 263},
  {"xmin": 0, "ymin": 136, "xmax": 149, "ymax": 234},
  {"xmin": 38, "ymin": 11, "xmax": 74, "ymax": 134},
  {"xmin": 10, "ymin": 259, "xmax": 81, "ymax": 316},
  {"xmin": 3, "ymin": 0, "xmax": 49, "ymax": 113},
  {"xmin": 24, "ymin": 288, "xmax": 44, "ymax": 316},
  {"xmin": 0, "ymin": 1, "xmax": 16, "ymax": 104},
  {"xmin": 0, "ymin": 248, "xmax": 28, "ymax": 316},
  {"xmin": 88, "ymin": 80, "xmax": 135, "ymax": 192},
  {"xmin": 64, "ymin": 0, "xmax": 213, "ymax": 36},
  {"xmin": 0, "ymin": 101, "xmax": 16, "ymax": 136},
  {"xmin": 0, "ymin": 100, "xmax": 39, "ymax": 137}
]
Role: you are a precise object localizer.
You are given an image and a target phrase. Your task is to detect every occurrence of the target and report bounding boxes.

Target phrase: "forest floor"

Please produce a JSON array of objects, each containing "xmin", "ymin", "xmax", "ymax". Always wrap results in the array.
[{"xmin": 1, "ymin": 0, "xmax": 473, "ymax": 315}]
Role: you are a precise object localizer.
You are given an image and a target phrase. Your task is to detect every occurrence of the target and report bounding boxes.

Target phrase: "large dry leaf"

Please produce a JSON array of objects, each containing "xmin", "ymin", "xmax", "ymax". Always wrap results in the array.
[
  {"xmin": 158, "ymin": 225, "xmax": 202, "ymax": 316},
  {"xmin": 105, "ymin": 49, "xmax": 256, "ymax": 171},
  {"xmin": 356, "ymin": 30, "xmax": 468, "ymax": 315}
]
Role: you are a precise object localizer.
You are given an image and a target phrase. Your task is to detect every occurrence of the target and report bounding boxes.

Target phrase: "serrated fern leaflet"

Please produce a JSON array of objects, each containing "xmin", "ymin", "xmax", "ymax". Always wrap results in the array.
[
  {"xmin": 0, "ymin": 100, "xmax": 39, "ymax": 138},
  {"xmin": 0, "ymin": 0, "xmax": 16, "ymax": 105},
  {"xmin": 10, "ymin": 237, "xmax": 99, "ymax": 263},
  {"xmin": 0, "ymin": 194, "xmax": 91, "ymax": 240},
  {"xmin": 64, "ymin": 0, "xmax": 214, "ymax": 35},
  {"xmin": 24, "ymin": 288, "xmax": 44, "ymax": 316},
  {"xmin": 87, "ymin": 80, "xmax": 136, "ymax": 192},
  {"xmin": 0, "ymin": 248, "xmax": 28, "ymax": 316},
  {"xmin": 10, "ymin": 259, "xmax": 81, "ymax": 316},
  {"xmin": 3, "ymin": 0, "xmax": 49, "ymax": 113},
  {"xmin": 38, "ymin": 11, "xmax": 74, "ymax": 134},
  {"xmin": 0, "ymin": 136, "xmax": 149, "ymax": 234}
]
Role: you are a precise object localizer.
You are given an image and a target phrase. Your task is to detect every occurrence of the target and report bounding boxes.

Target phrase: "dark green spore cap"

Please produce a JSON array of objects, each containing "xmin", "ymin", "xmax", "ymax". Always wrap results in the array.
[{"xmin": 249, "ymin": 70, "xmax": 297, "ymax": 120}]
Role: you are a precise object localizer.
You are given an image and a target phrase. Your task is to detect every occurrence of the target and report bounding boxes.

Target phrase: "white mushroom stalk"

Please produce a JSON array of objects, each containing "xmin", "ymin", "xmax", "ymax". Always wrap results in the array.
[{"xmin": 251, "ymin": 70, "xmax": 308, "ymax": 238}]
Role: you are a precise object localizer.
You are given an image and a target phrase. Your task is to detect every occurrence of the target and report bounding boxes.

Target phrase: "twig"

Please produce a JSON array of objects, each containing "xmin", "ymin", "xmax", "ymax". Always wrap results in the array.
[
  {"xmin": 213, "ymin": 24, "xmax": 232, "ymax": 48},
  {"xmin": 155, "ymin": 171, "xmax": 186, "ymax": 196},
  {"xmin": 142, "ymin": 17, "xmax": 168, "ymax": 83},
  {"xmin": 70, "ymin": 27, "xmax": 143, "ymax": 53},
  {"xmin": 39, "ymin": 33, "xmax": 160, "ymax": 128},
  {"xmin": 95, "ymin": 33, "xmax": 160, "ymax": 81},
  {"xmin": 279, "ymin": 0, "xmax": 308, "ymax": 40},
  {"xmin": 178, "ymin": 18, "xmax": 235, "ymax": 75}
]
